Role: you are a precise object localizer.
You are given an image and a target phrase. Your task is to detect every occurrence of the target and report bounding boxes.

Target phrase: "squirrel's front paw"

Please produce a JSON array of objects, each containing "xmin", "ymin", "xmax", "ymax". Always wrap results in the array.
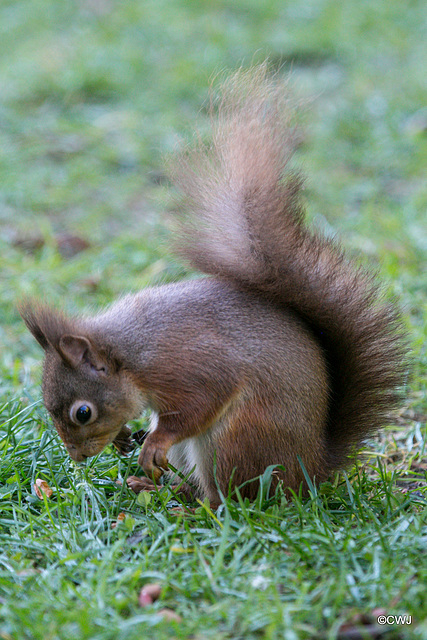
[
  {"xmin": 112, "ymin": 425, "xmax": 135, "ymax": 455},
  {"xmin": 137, "ymin": 433, "xmax": 170, "ymax": 482}
]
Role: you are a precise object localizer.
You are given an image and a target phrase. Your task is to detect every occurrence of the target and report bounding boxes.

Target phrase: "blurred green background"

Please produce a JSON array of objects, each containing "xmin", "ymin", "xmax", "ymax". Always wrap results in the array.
[
  {"xmin": 1, "ymin": 1, "xmax": 426, "ymax": 383},
  {"xmin": 0, "ymin": 0, "xmax": 427, "ymax": 345}
]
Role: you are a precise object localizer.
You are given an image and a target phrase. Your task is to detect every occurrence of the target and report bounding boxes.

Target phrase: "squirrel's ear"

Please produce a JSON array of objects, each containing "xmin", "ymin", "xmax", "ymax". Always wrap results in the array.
[
  {"xmin": 19, "ymin": 300, "xmax": 113, "ymax": 372},
  {"xmin": 58, "ymin": 335, "xmax": 106, "ymax": 371},
  {"xmin": 58, "ymin": 335, "xmax": 91, "ymax": 367},
  {"xmin": 19, "ymin": 300, "xmax": 79, "ymax": 355}
]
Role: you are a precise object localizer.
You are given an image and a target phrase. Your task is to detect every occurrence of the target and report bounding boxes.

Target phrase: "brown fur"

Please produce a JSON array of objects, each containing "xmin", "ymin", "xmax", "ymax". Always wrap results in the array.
[{"xmin": 19, "ymin": 64, "xmax": 407, "ymax": 504}]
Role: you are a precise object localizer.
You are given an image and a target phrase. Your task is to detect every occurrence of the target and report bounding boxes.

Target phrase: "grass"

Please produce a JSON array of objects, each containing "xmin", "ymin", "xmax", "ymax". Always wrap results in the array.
[{"xmin": 1, "ymin": 0, "xmax": 426, "ymax": 638}]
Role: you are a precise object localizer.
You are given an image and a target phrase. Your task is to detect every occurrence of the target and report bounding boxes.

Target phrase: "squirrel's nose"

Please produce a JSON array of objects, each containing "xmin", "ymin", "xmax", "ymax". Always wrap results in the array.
[{"xmin": 65, "ymin": 444, "xmax": 88, "ymax": 462}]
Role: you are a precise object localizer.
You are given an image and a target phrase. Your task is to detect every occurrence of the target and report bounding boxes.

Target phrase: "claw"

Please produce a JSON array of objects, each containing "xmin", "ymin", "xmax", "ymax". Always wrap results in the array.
[{"xmin": 132, "ymin": 428, "xmax": 149, "ymax": 446}]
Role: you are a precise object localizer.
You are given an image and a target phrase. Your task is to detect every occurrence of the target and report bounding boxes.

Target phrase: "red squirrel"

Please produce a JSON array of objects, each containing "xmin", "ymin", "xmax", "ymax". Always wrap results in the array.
[{"xmin": 20, "ymin": 65, "xmax": 407, "ymax": 505}]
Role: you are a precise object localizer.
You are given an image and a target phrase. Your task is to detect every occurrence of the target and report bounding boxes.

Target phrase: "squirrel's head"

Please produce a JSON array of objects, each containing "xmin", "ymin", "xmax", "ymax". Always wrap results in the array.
[{"xmin": 20, "ymin": 302, "xmax": 144, "ymax": 462}]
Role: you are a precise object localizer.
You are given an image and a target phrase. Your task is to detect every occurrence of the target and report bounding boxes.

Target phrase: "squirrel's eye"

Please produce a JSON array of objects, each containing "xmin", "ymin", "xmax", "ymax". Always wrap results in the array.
[
  {"xmin": 70, "ymin": 400, "xmax": 97, "ymax": 426},
  {"xmin": 75, "ymin": 405, "xmax": 92, "ymax": 424}
]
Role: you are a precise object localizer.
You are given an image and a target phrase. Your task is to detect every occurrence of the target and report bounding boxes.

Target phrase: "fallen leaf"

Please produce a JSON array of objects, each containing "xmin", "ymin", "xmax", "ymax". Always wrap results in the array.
[
  {"xmin": 34, "ymin": 479, "xmax": 53, "ymax": 499},
  {"xmin": 13, "ymin": 234, "xmax": 45, "ymax": 253},
  {"xmin": 169, "ymin": 506, "xmax": 198, "ymax": 515},
  {"xmin": 138, "ymin": 583, "xmax": 162, "ymax": 607},
  {"xmin": 111, "ymin": 512, "xmax": 126, "ymax": 528},
  {"xmin": 56, "ymin": 233, "xmax": 90, "ymax": 258},
  {"xmin": 12, "ymin": 232, "xmax": 90, "ymax": 258},
  {"xmin": 158, "ymin": 608, "xmax": 182, "ymax": 623}
]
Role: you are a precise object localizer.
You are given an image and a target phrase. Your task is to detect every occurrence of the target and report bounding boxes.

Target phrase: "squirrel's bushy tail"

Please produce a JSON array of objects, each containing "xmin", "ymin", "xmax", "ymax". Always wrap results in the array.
[{"xmin": 169, "ymin": 64, "xmax": 407, "ymax": 469}]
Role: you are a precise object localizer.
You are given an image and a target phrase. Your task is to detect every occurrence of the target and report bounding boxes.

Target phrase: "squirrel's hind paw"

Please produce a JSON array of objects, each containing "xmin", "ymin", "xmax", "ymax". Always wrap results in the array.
[
  {"xmin": 126, "ymin": 475, "xmax": 157, "ymax": 494},
  {"xmin": 126, "ymin": 475, "xmax": 196, "ymax": 502}
]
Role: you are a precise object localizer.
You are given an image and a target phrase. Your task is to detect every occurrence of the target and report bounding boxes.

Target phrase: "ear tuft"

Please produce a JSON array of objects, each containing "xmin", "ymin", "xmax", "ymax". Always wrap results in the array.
[
  {"xmin": 18, "ymin": 301, "xmax": 50, "ymax": 350},
  {"xmin": 18, "ymin": 299, "xmax": 76, "ymax": 352}
]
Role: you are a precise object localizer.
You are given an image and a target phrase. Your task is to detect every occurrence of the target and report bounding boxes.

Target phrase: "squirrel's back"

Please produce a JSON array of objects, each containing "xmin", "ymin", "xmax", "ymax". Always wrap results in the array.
[{"xmin": 169, "ymin": 63, "xmax": 407, "ymax": 474}]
